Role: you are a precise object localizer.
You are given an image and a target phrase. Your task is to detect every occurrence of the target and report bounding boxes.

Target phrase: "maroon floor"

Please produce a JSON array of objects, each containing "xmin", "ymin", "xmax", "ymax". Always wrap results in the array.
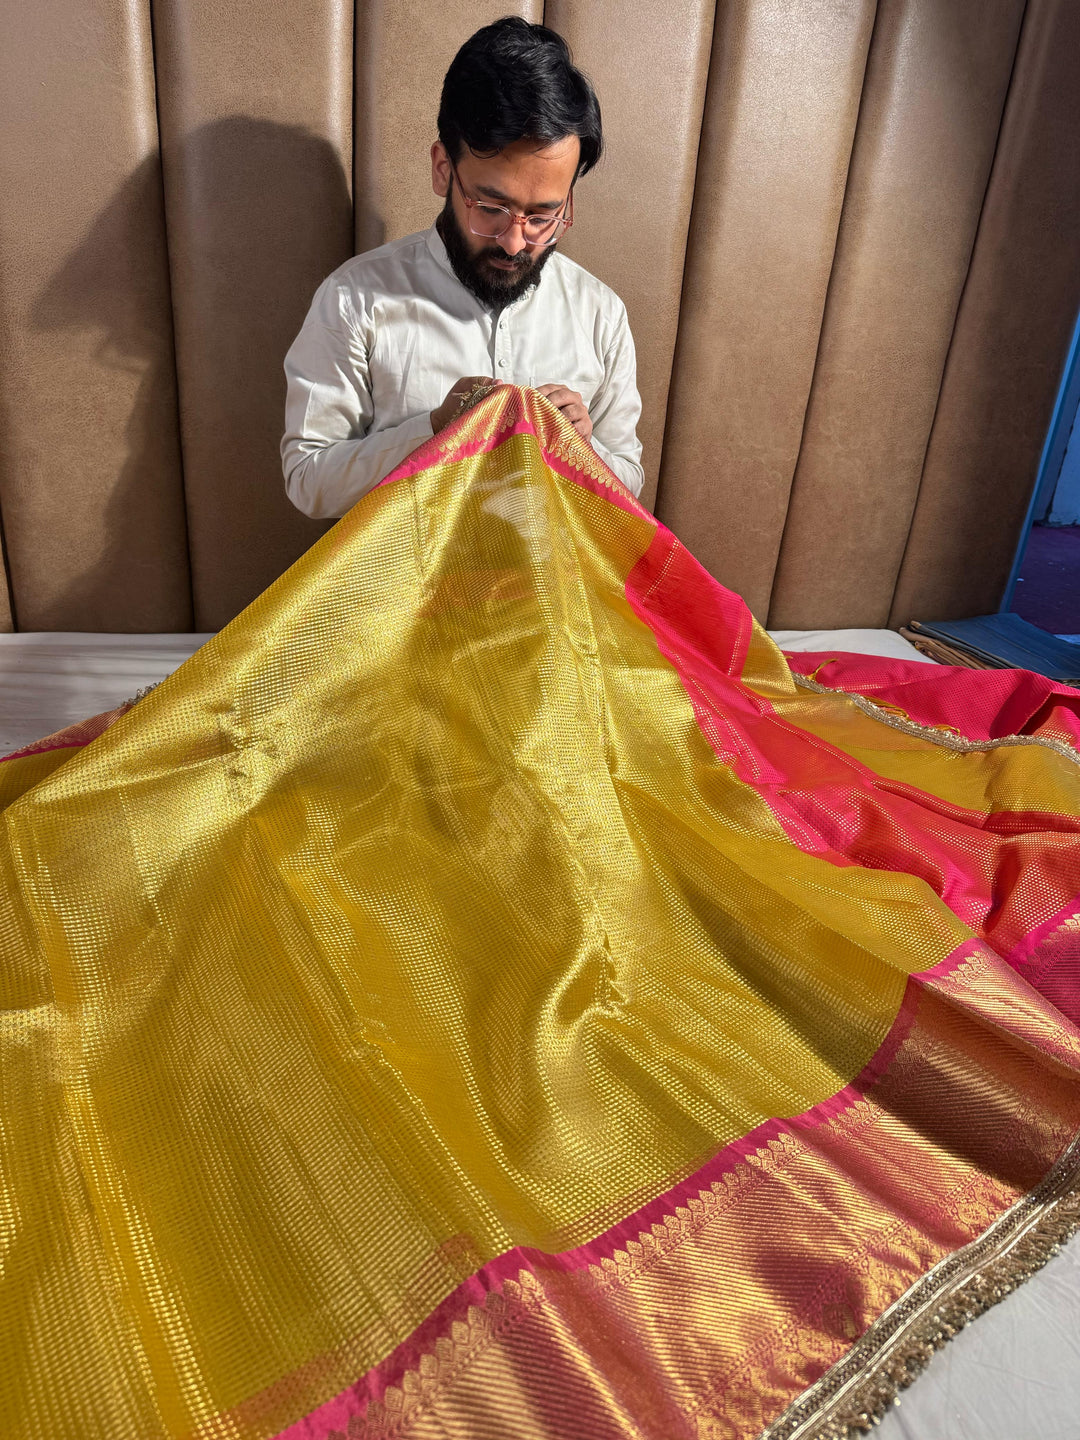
[{"xmin": 1011, "ymin": 523, "xmax": 1080, "ymax": 635}]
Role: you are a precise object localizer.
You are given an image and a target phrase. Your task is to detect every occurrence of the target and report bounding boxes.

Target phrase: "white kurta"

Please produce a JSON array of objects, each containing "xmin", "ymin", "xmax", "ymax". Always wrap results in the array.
[{"xmin": 281, "ymin": 225, "xmax": 644, "ymax": 518}]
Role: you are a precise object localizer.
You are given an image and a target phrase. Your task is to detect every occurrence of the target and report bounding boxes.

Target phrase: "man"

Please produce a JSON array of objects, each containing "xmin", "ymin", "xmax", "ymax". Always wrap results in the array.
[{"xmin": 281, "ymin": 16, "xmax": 644, "ymax": 518}]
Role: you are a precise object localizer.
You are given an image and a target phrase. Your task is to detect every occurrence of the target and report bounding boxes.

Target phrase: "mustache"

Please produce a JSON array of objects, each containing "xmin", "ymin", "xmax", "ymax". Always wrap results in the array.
[{"xmin": 477, "ymin": 247, "xmax": 535, "ymax": 271}]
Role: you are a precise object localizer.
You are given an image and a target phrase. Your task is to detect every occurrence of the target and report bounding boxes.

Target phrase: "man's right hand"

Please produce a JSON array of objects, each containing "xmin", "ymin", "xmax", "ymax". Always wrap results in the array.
[{"xmin": 430, "ymin": 376, "xmax": 499, "ymax": 435}]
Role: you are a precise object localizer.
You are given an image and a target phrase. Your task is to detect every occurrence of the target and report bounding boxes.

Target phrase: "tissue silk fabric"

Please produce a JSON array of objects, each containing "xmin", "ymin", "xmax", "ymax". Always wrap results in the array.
[{"xmin": 1, "ymin": 388, "xmax": 1079, "ymax": 1440}]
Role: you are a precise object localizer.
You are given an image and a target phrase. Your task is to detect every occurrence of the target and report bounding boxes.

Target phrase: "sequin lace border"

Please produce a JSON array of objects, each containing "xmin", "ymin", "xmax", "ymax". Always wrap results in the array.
[
  {"xmin": 759, "ymin": 1129, "xmax": 1080, "ymax": 1439},
  {"xmin": 791, "ymin": 671, "xmax": 1080, "ymax": 767}
]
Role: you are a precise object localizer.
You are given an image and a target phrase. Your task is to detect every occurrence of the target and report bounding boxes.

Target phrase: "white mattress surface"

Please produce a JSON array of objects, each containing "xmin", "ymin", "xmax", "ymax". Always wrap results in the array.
[
  {"xmin": 876, "ymin": 1236, "xmax": 1080, "ymax": 1440},
  {"xmin": 769, "ymin": 627, "xmax": 937, "ymax": 663},
  {"xmin": 0, "ymin": 628, "xmax": 933, "ymax": 755},
  {"xmin": 0, "ymin": 628, "xmax": 1075, "ymax": 1435},
  {"xmin": 0, "ymin": 632, "xmax": 214, "ymax": 753}
]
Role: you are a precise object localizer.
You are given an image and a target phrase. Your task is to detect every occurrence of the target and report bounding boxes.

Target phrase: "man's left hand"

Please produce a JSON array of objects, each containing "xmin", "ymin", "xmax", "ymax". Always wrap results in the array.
[{"xmin": 536, "ymin": 384, "xmax": 592, "ymax": 442}]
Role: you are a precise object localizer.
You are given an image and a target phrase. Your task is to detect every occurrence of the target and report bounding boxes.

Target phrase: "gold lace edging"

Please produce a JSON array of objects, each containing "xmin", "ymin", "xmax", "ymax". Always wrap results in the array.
[
  {"xmin": 791, "ymin": 672, "xmax": 1080, "ymax": 767},
  {"xmin": 758, "ymin": 1129, "xmax": 1080, "ymax": 1439},
  {"xmin": 123, "ymin": 681, "xmax": 161, "ymax": 707}
]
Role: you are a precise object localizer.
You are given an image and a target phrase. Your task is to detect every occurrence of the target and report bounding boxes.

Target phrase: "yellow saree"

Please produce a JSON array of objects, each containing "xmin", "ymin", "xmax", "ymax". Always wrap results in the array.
[{"xmin": 1, "ymin": 387, "xmax": 1079, "ymax": 1439}]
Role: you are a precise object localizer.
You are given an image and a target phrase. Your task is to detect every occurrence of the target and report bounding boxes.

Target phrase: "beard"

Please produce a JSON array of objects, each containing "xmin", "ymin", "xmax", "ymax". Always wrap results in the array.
[{"xmin": 437, "ymin": 194, "xmax": 557, "ymax": 310}]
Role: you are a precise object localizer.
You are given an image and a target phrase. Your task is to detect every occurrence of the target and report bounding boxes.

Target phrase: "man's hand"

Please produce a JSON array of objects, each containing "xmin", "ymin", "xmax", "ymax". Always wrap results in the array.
[
  {"xmin": 430, "ymin": 376, "xmax": 499, "ymax": 434},
  {"xmin": 536, "ymin": 384, "xmax": 592, "ymax": 442}
]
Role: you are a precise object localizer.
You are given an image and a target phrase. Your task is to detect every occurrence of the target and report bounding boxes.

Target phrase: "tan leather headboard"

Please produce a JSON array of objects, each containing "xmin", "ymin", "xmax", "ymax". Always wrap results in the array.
[{"xmin": 1, "ymin": 0, "xmax": 1078, "ymax": 632}]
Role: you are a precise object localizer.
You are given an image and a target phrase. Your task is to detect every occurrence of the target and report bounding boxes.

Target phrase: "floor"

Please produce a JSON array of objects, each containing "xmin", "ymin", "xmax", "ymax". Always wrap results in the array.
[{"xmin": 1012, "ymin": 523, "xmax": 1080, "ymax": 638}]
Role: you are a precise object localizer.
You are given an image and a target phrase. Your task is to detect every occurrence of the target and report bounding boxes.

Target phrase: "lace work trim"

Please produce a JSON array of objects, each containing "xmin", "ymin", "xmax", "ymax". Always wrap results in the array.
[
  {"xmin": 122, "ymin": 681, "xmax": 161, "ymax": 708},
  {"xmin": 791, "ymin": 671, "xmax": 1080, "ymax": 767},
  {"xmin": 758, "ymin": 1129, "xmax": 1080, "ymax": 1439}
]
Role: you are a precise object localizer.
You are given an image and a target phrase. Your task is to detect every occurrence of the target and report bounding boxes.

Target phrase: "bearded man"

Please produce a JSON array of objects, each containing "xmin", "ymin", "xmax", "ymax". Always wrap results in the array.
[{"xmin": 281, "ymin": 16, "xmax": 644, "ymax": 516}]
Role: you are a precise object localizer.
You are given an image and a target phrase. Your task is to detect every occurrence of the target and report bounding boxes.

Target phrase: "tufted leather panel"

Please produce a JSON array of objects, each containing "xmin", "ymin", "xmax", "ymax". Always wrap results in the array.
[
  {"xmin": 547, "ymin": 0, "xmax": 714, "ymax": 509},
  {"xmin": 152, "ymin": 0, "xmax": 354, "ymax": 630},
  {"xmin": 354, "ymin": 0, "xmax": 541, "ymax": 256},
  {"xmin": 767, "ymin": 0, "xmax": 1027, "ymax": 629},
  {"xmin": 654, "ymin": 0, "xmax": 876, "ymax": 615},
  {"xmin": 889, "ymin": 0, "xmax": 1080, "ymax": 627},
  {"xmin": 3, "ymin": 0, "xmax": 1080, "ymax": 633},
  {"xmin": 0, "ymin": 553, "xmax": 11, "ymax": 633},
  {"xmin": 0, "ymin": 0, "xmax": 190, "ymax": 632}
]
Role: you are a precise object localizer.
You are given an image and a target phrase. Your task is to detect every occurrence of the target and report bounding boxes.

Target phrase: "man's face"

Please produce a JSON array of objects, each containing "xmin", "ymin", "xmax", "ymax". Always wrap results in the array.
[{"xmin": 431, "ymin": 135, "xmax": 579, "ymax": 308}]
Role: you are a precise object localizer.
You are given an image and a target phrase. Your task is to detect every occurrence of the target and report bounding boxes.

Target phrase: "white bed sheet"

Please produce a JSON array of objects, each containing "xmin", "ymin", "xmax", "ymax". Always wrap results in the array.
[
  {"xmin": 0, "ymin": 627, "xmax": 935, "ymax": 755},
  {"xmin": 768, "ymin": 627, "xmax": 938, "ymax": 664},
  {"xmin": 0, "ymin": 627, "xmax": 1075, "ymax": 1435},
  {"xmin": 0, "ymin": 632, "xmax": 215, "ymax": 753}
]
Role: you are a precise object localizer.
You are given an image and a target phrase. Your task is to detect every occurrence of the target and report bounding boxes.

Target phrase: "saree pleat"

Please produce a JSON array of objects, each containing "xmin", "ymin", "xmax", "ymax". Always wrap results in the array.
[{"xmin": 0, "ymin": 387, "xmax": 1077, "ymax": 1440}]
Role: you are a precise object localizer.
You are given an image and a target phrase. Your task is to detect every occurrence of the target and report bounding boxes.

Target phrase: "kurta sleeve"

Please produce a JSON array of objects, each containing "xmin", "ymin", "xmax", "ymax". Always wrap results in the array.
[
  {"xmin": 281, "ymin": 277, "xmax": 434, "ymax": 520},
  {"xmin": 588, "ymin": 300, "xmax": 645, "ymax": 498}
]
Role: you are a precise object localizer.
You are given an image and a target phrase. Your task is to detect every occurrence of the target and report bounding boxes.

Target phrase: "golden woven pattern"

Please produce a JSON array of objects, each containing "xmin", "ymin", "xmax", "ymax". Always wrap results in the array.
[{"xmin": 2, "ymin": 389, "xmax": 1078, "ymax": 1439}]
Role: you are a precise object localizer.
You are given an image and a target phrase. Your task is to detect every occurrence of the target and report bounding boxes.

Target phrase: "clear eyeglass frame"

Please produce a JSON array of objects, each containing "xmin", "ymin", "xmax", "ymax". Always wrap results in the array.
[{"xmin": 449, "ymin": 162, "xmax": 574, "ymax": 248}]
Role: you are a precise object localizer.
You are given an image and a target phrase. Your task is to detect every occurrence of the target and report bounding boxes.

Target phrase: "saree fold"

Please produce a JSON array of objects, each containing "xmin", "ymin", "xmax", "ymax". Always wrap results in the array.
[{"xmin": 1, "ymin": 386, "xmax": 1078, "ymax": 1440}]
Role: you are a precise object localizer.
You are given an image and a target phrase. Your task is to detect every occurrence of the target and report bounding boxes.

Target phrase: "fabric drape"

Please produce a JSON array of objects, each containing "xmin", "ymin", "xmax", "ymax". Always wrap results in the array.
[{"xmin": 1, "ymin": 387, "xmax": 1078, "ymax": 1440}]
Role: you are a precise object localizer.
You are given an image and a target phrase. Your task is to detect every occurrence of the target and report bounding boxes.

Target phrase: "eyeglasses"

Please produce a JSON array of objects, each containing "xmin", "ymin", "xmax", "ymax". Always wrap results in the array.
[{"xmin": 449, "ymin": 162, "xmax": 573, "ymax": 248}]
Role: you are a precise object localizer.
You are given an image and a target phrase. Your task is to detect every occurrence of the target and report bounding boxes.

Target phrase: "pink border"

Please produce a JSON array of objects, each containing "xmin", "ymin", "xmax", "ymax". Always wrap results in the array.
[
  {"xmin": 377, "ymin": 414, "xmax": 539, "ymax": 487},
  {"xmin": 0, "ymin": 704, "xmax": 131, "ymax": 765},
  {"xmin": 1004, "ymin": 894, "xmax": 1080, "ymax": 972},
  {"xmin": 0, "ymin": 737, "xmax": 84, "ymax": 764},
  {"xmin": 783, "ymin": 649, "xmax": 1080, "ymax": 744},
  {"xmin": 618, "ymin": 526, "xmax": 1080, "ymax": 950},
  {"xmin": 277, "ymin": 943, "xmax": 984, "ymax": 1438},
  {"xmin": 374, "ymin": 388, "xmax": 650, "ymax": 521}
]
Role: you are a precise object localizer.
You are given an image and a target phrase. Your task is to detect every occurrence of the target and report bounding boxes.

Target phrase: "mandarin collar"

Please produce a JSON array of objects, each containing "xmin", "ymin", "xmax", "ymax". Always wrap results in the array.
[{"xmin": 424, "ymin": 223, "xmax": 456, "ymax": 281}]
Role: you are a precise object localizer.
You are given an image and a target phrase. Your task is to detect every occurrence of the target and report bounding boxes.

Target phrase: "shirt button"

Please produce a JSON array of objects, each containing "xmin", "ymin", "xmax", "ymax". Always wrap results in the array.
[{"xmin": 498, "ymin": 358, "xmax": 509, "ymax": 368}]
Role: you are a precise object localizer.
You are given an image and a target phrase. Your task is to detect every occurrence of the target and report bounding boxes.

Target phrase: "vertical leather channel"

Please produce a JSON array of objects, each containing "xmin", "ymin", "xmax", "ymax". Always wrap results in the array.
[
  {"xmin": 354, "ymin": 0, "xmax": 541, "ymax": 255},
  {"xmin": 0, "ymin": 543, "xmax": 12, "ymax": 633},
  {"xmin": 767, "ymin": 0, "xmax": 1027, "ymax": 629},
  {"xmin": 152, "ymin": 0, "xmax": 353, "ymax": 630},
  {"xmin": 546, "ymin": 0, "xmax": 715, "ymax": 510},
  {"xmin": 0, "ymin": 0, "xmax": 190, "ymax": 631},
  {"xmin": 655, "ymin": 0, "xmax": 876, "ymax": 616},
  {"xmin": 889, "ymin": 0, "xmax": 1080, "ymax": 626}
]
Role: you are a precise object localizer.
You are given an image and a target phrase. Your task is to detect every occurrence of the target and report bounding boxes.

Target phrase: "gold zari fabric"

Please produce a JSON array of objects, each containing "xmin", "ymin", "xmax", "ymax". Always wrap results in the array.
[{"xmin": 1, "ymin": 389, "xmax": 1079, "ymax": 1439}]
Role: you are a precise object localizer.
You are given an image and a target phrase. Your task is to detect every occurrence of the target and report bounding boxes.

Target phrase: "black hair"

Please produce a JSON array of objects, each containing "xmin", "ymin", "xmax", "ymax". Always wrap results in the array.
[{"xmin": 438, "ymin": 16, "xmax": 602, "ymax": 177}]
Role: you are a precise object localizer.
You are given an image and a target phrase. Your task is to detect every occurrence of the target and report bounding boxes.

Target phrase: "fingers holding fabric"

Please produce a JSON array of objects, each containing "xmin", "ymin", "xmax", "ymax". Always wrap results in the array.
[
  {"xmin": 430, "ymin": 376, "xmax": 501, "ymax": 434},
  {"xmin": 536, "ymin": 384, "xmax": 592, "ymax": 441}
]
